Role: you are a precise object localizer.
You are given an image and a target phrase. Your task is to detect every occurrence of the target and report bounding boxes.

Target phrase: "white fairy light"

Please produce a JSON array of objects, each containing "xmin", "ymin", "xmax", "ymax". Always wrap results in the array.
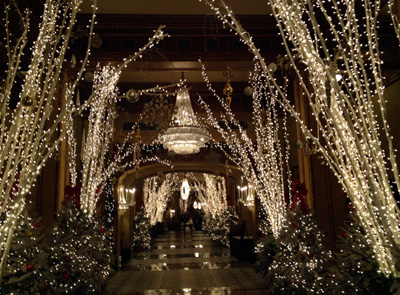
[
  {"xmin": 0, "ymin": 0, "xmax": 97, "ymax": 280},
  {"xmin": 0, "ymin": 0, "xmax": 168, "ymax": 279},
  {"xmin": 143, "ymin": 173, "xmax": 180, "ymax": 225},
  {"xmin": 201, "ymin": 0, "xmax": 400, "ymax": 276},
  {"xmin": 198, "ymin": 61, "xmax": 288, "ymax": 238}
]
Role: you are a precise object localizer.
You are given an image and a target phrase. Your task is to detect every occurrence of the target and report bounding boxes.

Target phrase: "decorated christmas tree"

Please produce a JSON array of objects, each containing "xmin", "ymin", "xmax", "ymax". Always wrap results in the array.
[
  {"xmin": 104, "ymin": 177, "xmax": 116, "ymax": 231},
  {"xmin": 0, "ymin": 211, "xmax": 49, "ymax": 295},
  {"xmin": 264, "ymin": 182, "xmax": 343, "ymax": 294},
  {"xmin": 331, "ymin": 197, "xmax": 397, "ymax": 294},
  {"xmin": 132, "ymin": 209, "xmax": 151, "ymax": 250},
  {"xmin": 254, "ymin": 224, "xmax": 277, "ymax": 276},
  {"xmin": 204, "ymin": 206, "xmax": 238, "ymax": 247},
  {"xmin": 45, "ymin": 195, "xmax": 114, "ymax": 294}
]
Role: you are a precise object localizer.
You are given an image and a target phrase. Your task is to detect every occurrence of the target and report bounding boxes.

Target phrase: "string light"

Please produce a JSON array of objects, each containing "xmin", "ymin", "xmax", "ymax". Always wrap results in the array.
[
  {"xmin": 201, "ymin": 0, "xmax": 400, "ymax": 276},
  {"xmin": 143, "ymin": 173, "xmax": 180, "ymax": 225},
  {"xmin": 0, "ymin": 0, "xmax": 168, "ymax": 280},
  {"xmin": 198, "ymin": 61, "xmax": 288, "ymax": 238},
  {"xmin": 0, "ymin": 0, "xmax": 98, "ymax": 280}
]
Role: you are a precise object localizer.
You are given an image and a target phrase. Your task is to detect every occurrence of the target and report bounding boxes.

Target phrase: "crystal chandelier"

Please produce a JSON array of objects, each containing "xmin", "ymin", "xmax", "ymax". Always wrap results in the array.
[{"xmin": 161, "ymin": 87, "xmax": 211, "ymax": 155}]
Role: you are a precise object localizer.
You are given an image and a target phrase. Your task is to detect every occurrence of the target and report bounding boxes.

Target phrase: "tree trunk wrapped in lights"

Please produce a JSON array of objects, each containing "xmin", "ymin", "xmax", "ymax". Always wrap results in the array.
[
  {"xmin": 0, "ymin": 0, "xmax": 98, "ymax": 281},
  {"xmin": 66, "ymin": 27, "xmax": 168, "ymax": 216},
  {"xmin": 143, "ymin": 173, "xmax": 180, "ymax": 226},
  {"xmin": 188, "ymin": 173, "xmax": 228, "ymax": 220},
  {"xmin": 0, "ymin": 0, "xmax": 167, "ymax": 281},
  {"xmin": 202, "ymin": 0, "xmax": 400, "ymax": 276},
  {"xmin": 198, "ymin": 64, "xmax": 290, "ymax": 238}
]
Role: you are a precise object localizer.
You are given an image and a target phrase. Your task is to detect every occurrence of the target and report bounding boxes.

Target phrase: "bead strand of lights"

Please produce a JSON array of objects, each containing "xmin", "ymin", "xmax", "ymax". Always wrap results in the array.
[
  {"xmin": 66, "ymin": 98, "xmax": 78, "ymax": 186},
  {"xmin": 201, "ymin": 0, "xmax": 400, "ymax": 275},
  {"xmin": 187, "ymin": 172, "xmax": 227, "ymax": 218},
  {"xmin": 0, "ymin": 0, "xmax": 97, "ymax": 280},
  {"xmin": 79, "ymin": 64, "xmax": 120, "ymax": 215},
  {"xmin": 73, "ymin": 25, "xmax": 169, "ymax": 216},
  {"xmin": 198, "ymin": 61, "xmax": 287, "ymax": 238},
  {"xmin": 143, "ymin": 173, "xmax": 180, "ymax": 225}
]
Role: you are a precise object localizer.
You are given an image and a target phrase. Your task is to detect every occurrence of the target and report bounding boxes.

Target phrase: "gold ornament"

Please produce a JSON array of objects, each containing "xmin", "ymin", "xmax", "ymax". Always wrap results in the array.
[
  {"xmin": 223, "ymin": 67, "xmax": 233, "ymax": 108},
  {"xmin": 365, "ymin": 264, "xmax": 373, "ymax": 271},
  {"xmin": 21, "ymin": 96, "xmax": 34, "ymax": 108},
  {"xmin": 25, "ymin": 229, "xmax": 33, "ymax": 237},
  {"xmin": 325, "ymin": 272, "xmax": 333, "ymax": 278},
  {"xmin": 91, "ymin": 35, "xmax": 103, "ymax": 48}
]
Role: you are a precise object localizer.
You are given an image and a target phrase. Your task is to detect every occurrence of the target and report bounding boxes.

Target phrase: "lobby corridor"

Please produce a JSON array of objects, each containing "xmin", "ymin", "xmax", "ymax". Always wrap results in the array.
[{"xmin": 107, "ymin": 231, "xmax": 265, "ymax": 295}]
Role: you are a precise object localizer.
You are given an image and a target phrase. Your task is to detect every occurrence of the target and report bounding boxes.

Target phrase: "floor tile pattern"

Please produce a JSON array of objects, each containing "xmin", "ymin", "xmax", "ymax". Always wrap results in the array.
[{"xmin": 107, "ymin": 231, "xmax": 265, "ymax": 295}]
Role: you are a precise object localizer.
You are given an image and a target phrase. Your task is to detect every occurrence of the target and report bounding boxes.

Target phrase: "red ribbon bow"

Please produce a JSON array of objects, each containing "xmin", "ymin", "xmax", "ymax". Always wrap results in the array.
[{"xmin": 290, "ymin": 181, "xmax": 308, "ymax": 214}]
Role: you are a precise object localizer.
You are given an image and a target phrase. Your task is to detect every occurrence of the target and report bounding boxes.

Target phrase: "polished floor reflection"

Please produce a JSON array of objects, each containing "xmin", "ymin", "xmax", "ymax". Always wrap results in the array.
[{"xmin": 107, "ymin": 231, "xmax": 265, "ymax": 294}]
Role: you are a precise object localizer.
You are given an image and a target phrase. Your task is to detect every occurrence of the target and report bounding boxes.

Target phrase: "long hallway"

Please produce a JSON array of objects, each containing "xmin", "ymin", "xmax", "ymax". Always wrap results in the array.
[{"xmin": 107, "ymin": 231, "xmax": 265, "ymax": 294}]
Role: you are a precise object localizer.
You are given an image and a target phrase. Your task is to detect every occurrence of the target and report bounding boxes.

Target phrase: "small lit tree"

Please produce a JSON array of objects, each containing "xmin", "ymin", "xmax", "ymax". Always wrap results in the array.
[
  {"xmin": 45, "ymin": 198, "xmax": 114, "ymax": 295},
  {"xmin": 0, "ymin": 212, "xmax": 49, "ymax": 295}
]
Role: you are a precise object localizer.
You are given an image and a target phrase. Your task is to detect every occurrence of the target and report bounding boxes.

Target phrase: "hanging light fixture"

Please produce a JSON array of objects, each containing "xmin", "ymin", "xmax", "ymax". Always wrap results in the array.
[
  {"xmin": 181, "ymin": 178, "xmax": 190, "ymax": 200},
  {"xmin": 161, "ymin": 85, "xmax": 211, "ymax": 155}
]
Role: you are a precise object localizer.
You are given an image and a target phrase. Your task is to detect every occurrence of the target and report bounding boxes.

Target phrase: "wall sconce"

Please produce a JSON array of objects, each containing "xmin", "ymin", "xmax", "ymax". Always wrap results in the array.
[
  {"xmin": 237, "ymin": 182, "xmax": 255, "ymax": 207},
  {"xmin": 119, "ymin": 186, "xmax": 136, "ymax": 213}
]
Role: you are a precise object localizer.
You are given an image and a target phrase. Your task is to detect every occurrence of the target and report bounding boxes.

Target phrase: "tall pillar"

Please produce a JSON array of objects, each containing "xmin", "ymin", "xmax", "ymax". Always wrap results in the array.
[
  {"xmin": 56, "ymin": 71, "xmax": 70, "ymax": 209},
  {"xmin": 294, "ymin": 76, "xmax": 314, "ymax": 209}
]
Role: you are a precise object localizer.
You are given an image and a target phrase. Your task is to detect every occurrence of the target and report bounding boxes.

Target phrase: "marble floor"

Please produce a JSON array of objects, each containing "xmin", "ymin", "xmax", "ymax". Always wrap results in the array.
[{"xmin": 107, "ymin": 231, "xmax": 266, "ymax": 295}]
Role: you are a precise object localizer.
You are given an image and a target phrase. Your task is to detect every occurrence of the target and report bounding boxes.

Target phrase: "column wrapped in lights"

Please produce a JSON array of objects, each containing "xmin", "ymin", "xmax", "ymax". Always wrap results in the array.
[
  {"xmin": 161, "ymin": 87, "xmax": 211, "ymax": 155},
  {"xmin": 202, "ymin": 0, "xmax": 400, "ymax": 276}
]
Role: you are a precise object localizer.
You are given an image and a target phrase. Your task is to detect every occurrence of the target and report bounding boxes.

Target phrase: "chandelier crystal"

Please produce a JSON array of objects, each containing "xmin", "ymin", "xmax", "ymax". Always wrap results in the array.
[{"xmin": 161, "ymin": 87, "xmax": 211, "ymax": 155}]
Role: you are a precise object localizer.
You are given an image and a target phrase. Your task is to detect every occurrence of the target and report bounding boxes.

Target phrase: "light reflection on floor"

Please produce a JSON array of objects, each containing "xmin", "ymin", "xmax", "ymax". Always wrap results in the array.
[{"xmin": 107, "ymin": 231, "xmax": 265, "ymax": 295}]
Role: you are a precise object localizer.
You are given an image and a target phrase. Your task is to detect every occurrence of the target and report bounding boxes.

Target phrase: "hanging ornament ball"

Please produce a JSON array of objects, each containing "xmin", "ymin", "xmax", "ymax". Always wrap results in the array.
[
  {"xmin": 243, "ymin": 86, "xmax": 253, "ymax": 96},
  {"xmin": 84, "ymin": 71, "xmax": 94, "ymax": 82},
  {"xmin": 91, "ymin": 35, "xmax": 103, "ymax": 49},
  {"xmin": 21, "ymin": 96, "xmax": 34, "ymax": 108},
  {"xmin": 395, "ymin": 260, "xmax": 400, "ymax": 271},
  {"xmin": 126, "ymin": 89, "xmax": 139, "ymax": 103},
  {"xmin": 268, "ymin": 62, "xmax": 278, "ymax": 73},
  {"xmin": 25, "ymin": 229, "xmax": 33, "ymax": 237},
  {"xmin": 37, "ymin": 281, "xmax": 48, "ymax": 291}
]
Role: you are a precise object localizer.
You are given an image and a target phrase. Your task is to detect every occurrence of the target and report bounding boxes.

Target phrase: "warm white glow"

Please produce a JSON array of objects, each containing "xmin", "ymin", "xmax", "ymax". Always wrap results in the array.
[
  {"xmin": 181, "ymin": 178, "xmax": 190, "ymax": 200},
  {"xmin": 161, "ymin": 88, "xmax": 211, "ymax": 155},
  {"xmin": 201, "ymin": 0, "xmax": 400, "ymax": 277}
]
